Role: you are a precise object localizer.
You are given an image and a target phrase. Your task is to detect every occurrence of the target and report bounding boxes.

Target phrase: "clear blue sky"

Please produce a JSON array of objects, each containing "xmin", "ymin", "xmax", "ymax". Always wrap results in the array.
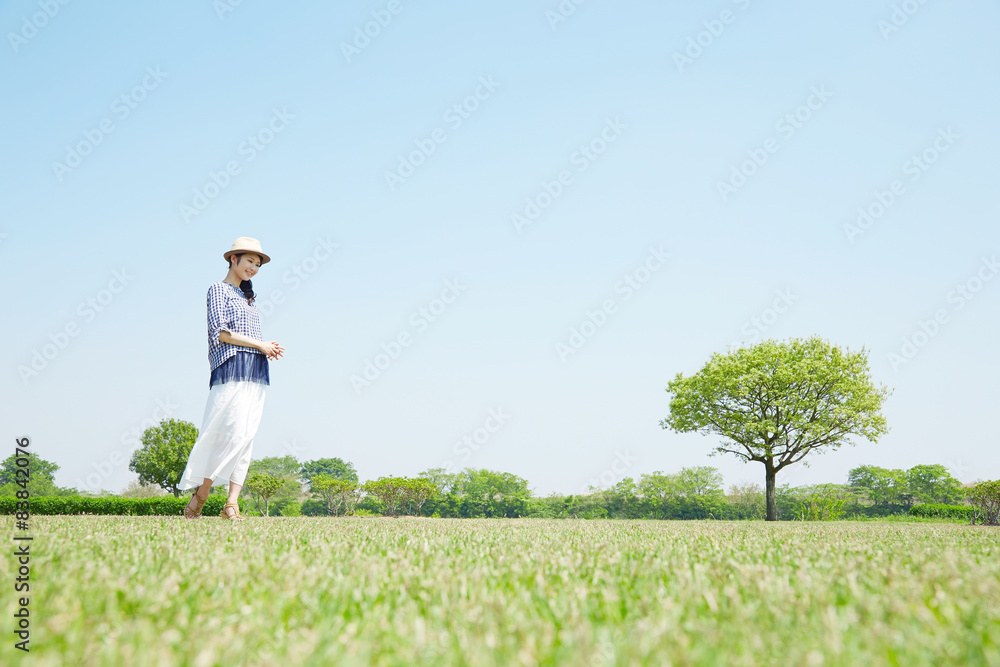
[{"xmin": 2, "ymin": 0, "xmax": 998, "ymax": 496}]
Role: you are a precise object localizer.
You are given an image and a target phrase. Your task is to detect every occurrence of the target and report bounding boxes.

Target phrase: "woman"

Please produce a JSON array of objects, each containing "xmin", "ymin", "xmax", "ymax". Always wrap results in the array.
[{"xmin": 179, "ymin": 237, "xmax": 285, "ymax": 521}]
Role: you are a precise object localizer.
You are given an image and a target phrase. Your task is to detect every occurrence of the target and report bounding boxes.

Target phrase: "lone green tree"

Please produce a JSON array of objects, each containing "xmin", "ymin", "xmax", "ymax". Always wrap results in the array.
[
  {"xmin": 661, "ymin": 336, "xmax": 890, "ymax": 521},
  {"xmin": 244, "ymin": 471, "xmax": 283, "ymax": 516},
  {"xmin": 361, "ymin": 476, "xmax": 408, "ymax": 517},
  {"xmin": 243, "ymin": 456, "xmax": 307, "ymax": 510},
  {"xmin": 311, "ymin": 474, "xmax": 360, "ymax": 516},
  {"xmin": 128, "ymin": 418, "xmax": 198, "ymax": 497}
]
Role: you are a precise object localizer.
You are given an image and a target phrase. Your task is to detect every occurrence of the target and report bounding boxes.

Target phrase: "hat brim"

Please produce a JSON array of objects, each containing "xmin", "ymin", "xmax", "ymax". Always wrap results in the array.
[{"xmin": 224, "ymin": 249, "xmax": 271, "ymax": 265}]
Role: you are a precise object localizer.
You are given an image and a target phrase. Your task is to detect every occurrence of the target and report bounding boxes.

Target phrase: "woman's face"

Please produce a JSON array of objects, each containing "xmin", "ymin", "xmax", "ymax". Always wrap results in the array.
[{"xmin": 232, "ymin": 254, "xmax": 262, "ymax": 281}]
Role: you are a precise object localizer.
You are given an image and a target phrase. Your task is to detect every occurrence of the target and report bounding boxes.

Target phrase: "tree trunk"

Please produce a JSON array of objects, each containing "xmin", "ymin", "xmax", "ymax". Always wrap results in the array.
[{"xmin": 765, "ymin": 464, "xmax": 777, "ymax": 521}]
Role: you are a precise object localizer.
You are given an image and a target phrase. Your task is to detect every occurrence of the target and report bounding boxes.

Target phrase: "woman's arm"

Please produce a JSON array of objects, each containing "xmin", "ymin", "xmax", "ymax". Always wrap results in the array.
[
  {"xmin": 219, "ymin": 330, "xmax": 285, "ymax": 359},
  {"xmin": 218, "ymin": 330, "xmax": 262, "ymax": 351}
]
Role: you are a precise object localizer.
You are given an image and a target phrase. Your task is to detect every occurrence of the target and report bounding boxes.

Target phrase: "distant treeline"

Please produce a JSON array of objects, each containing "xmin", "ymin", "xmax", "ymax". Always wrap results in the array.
[
  {"xmin": 1, "ymin": 452, "xmax": 990, "ymax": 522},
  {"xmin": 327, "ymin": 463, "xmax": 969, "ymax": 521}
]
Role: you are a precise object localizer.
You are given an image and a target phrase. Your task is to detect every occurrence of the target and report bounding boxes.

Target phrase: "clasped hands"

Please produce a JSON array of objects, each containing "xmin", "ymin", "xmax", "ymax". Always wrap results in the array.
[{"xmin": 259, "ymin": 341, "xmax": 286, "ymax": 360}]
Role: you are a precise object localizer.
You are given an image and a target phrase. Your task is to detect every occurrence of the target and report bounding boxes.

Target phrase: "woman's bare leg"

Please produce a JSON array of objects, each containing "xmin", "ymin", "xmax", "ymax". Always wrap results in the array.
[
  {"xmin": 184, "ymin": 478, "xmax": 213, "ymax": 515},
  {"xmin": 224, "ymin": 481, "xmax": 242, "ymax": 517}
]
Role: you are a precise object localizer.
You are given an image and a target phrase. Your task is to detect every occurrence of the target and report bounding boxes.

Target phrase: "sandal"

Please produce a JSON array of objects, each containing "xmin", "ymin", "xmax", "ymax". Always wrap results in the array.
[
  {"xmin": 220, "ymin": 502, "xmax": 245, "ymax": 521},
  {"xmin": 183, "ymin": 490, "xmax": 208, "ymax": 520}
]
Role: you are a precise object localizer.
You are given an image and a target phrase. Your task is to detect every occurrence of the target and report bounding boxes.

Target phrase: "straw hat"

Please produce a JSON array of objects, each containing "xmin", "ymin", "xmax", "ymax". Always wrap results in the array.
[{"xmin": 223, "ymin": 237, "xmax": 270, "ymax": 265}]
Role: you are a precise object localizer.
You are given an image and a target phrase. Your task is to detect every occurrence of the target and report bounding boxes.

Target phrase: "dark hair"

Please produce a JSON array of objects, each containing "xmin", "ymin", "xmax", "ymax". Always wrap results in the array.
[{"xmin": 230, "ymin": 253, "xmax": 257, "ymax": 305}]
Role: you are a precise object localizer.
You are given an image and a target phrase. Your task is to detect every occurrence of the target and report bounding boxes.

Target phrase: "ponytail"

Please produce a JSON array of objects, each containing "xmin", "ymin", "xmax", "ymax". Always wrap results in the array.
[{"xmin": 230, "ymin": 254, "xmax": 256, "ymax": 305}]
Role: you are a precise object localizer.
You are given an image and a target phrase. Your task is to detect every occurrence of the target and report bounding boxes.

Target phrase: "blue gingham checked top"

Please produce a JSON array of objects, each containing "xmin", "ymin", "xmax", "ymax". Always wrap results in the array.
[{"xmin": 206, "ymin": 281, "xmax": 269, "ymax": 387}]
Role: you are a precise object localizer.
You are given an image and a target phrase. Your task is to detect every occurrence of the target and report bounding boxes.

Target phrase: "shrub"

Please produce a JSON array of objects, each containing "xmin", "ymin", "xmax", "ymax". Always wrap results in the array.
[
  {"xmin": 300, "ymin": 499, "xmax": 329, "ymax": 516},
  {"xmin": 909, "ymin": 503, "xmax": 976, "ymax": 520},
  {"xmin": 0, "ymin": 495, "xmax": 236, "ymax": 516},
  {"xmin": 278, "ymin": 501, "xmax": 301, "ymax": 517},
  {"xmin": 968, "ymin": 480, "xmax": 1000, "ymax": 525}
]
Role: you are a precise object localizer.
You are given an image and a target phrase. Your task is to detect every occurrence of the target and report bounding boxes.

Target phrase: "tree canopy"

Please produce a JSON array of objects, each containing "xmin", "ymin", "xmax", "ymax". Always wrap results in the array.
[
  {"xmin": 248, "ymin": 455, "xmax": 302, "ymax": 479},
  {"xmin": 241, "ymin": 456, "xmax": 315, "ymax": 514},
  {"xmin": 244, "ymin": 471, "xmax": 284, "ymax": 516},
  {"xmin": 662, "ymin": 336, "xmax": 891, "ymax": 520},
  {"xmin": 128, "ymin": 418, "xmax": 198, "ymax": 497},
  {"xmin": 0, "ymin": 452, "xmax": 71, "ymax": 497},
  {"xmin": 415, "ymin": 467, "xmax": 531, "ymax": 518},
  {"xmin": 848, "ymin": 465, "xmax": 909, "ymax": 507},
  {"xmin": 0, "ymin": 452, "xmax": 59, "ymax": 485},
  {"xmin": 907, "ymin": 464, "xmax": 962, "ymax": 504},
  {"xmin": 300, "ymin": 457, "xmax": 358, "ymax": 485},
  {"xmin": 637, "ymin": 467, "xmax": 726, "ymax": 519},
  {"xmin": 361, "ymin": 476, "xmax": 436, "ymax": 517},
  {"xmin": 311, "ymin": 474, "xmax": 360, "ymax": 516},
  {"xmin": 969, "ymin": 480, "xmax": 1000, "ymax": 525}
]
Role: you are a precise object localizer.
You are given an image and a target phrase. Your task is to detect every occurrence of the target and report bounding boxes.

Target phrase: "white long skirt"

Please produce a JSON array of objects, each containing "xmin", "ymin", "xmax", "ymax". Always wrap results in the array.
[{"xmin": 178, "ymin": 380, "xmax": 266, "ymax": 490}]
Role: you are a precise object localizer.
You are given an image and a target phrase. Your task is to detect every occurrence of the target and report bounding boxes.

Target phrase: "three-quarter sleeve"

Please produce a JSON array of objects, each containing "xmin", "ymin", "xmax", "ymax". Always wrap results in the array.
[{"xmin": 207, "ymin": 283, "xmax": 233, "ymax": 346}]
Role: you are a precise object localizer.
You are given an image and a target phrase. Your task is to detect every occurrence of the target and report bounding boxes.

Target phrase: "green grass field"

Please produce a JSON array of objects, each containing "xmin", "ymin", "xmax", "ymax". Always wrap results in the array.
[{"xmin": 4, "ymin": 517, "xmax": 999, "ymax": 666}]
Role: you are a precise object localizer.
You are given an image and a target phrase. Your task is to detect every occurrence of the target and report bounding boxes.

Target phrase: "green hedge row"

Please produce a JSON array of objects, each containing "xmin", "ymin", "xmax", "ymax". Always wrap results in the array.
[
  {"xmin": 0, "ymin": 495, "xmax": 978, "ymax": 521},
  {"xmin": 0, "ymin": 495, "xmax": 240, "ymax": 516},
  {"xmin": 909, "ymin": 503, "xmax": 975, "ymax": 519}
]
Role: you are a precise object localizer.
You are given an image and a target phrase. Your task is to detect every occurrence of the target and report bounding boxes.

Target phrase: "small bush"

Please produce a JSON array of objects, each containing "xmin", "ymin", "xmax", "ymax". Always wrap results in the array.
[
  {"xmin": 909, "ymin": 503, "xmax": 975, "ymax": 520},
  {"xmin": 278, "ymin": 502, "xmax": 301, "ymax": 517}
]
